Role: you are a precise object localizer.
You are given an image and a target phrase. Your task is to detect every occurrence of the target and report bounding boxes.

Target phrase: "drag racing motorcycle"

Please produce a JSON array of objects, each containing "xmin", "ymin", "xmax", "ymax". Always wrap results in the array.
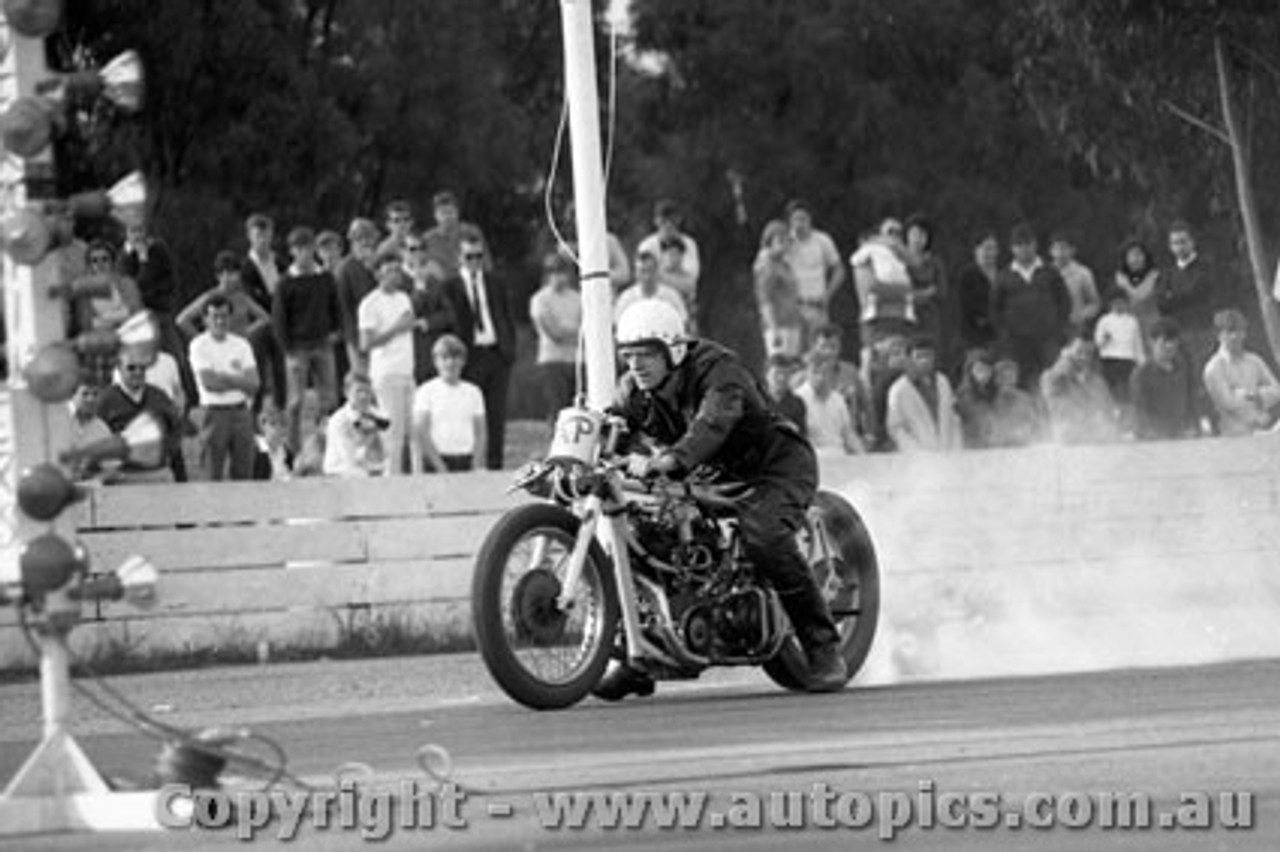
[{"xmin": 471, "ymin": 406, "xmax": 880, "ymax": 710}]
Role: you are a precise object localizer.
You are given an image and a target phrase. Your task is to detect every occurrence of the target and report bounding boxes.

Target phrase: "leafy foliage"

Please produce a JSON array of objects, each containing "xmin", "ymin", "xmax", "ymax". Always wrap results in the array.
[{"xmin": 44, "ymin": 0, "xmax": 1280, "ymax": 355}]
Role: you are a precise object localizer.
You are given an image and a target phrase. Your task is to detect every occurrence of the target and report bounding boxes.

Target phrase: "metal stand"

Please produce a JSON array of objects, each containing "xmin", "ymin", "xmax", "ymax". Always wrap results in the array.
[{"xmin": 0, "ymin": 627, "xmax": 162, "ymax": 833}]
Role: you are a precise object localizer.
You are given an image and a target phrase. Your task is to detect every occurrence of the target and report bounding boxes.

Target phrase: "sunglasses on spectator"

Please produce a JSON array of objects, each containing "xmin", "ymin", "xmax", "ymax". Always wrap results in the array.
[
  {"xmin": 463, "ymin": 252, "xmax": 484, "ymax": 261},
  {"xmin": 122, "ymin": 364, "xmax": 148, "ymax": 373}
]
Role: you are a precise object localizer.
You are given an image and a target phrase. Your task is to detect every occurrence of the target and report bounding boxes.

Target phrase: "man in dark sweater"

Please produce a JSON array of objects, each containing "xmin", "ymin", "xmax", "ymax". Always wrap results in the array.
[
  {"xmin": 273, "ymin": 227, "xmax": 340, "ymax": 449},
  {"xmin": 1130, "ymin": 318, "xmax": 1200, "ymax": 440},
  {"xmin": 96, "ymin": 348, "xmax": 187, "ymax": 482},
  {"xmin": 1159, "ymin": 221, "xmax": 1229, "ymax": 379},
  {"xmin": 334, "ymin": 218, "xmax": 381, "ymax": 375},
  {"xmin": 989, "ymin": 224, "xmax": 1071, "ymax": 391}
]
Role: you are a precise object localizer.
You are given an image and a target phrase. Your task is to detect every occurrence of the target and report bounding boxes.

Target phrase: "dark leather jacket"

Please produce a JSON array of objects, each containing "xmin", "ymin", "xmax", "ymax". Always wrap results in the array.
[{"xmin": 614, "ymin": 338, "xmax": 809, "ymax": 481}]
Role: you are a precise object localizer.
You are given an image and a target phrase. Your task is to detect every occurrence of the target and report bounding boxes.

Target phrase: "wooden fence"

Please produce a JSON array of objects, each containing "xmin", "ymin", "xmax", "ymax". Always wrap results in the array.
[{"xmin": 2, "ymin": 435, "xmax": 1278, "ymax": 682}]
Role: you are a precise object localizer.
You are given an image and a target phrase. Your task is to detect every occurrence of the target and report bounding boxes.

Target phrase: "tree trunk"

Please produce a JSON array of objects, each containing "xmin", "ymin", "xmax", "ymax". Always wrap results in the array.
[{"xmin": 1215, "ymin": 35, "xmax": 1280, "ymax": 362}]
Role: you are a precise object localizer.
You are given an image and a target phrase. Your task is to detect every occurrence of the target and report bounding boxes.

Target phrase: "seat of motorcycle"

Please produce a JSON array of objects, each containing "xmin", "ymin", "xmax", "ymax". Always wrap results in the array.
[{"xmin": 691, "ymin": 481, "xmax": 753, "ymax": 515}]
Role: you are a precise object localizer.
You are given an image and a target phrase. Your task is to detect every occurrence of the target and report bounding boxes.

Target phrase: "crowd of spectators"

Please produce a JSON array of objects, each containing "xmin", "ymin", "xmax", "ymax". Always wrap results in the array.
[
  {"xmin": 751, "ymin": 205, "xmax": 1280, "ymax": 455},
  {"xmin": 57, "ymin": 189, "xmax": 1280, "ymax": 485},
  {"xmin": 63, "ymin": 191, "xmax": 521, "ymax": 483}
]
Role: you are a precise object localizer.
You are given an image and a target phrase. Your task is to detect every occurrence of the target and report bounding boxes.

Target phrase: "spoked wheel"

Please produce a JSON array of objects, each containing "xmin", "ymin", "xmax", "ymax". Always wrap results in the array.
[
  {"xmin": 763, "ymin": 489, "xmax": 881, "ymax": 691},
  {"xmin": 471, "ymin": 503, "xmax": 618, "ymax": 710}
]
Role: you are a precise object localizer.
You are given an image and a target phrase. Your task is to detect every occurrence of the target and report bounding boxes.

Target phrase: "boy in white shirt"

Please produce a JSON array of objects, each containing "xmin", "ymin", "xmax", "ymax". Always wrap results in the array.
[
  {"xmin": 413, "ymin": 334, "xmax": 486, "ymax": 472},
  {"xmin": 1093, "ymin": 291, "xmax": 1145, "ymax": 408}
]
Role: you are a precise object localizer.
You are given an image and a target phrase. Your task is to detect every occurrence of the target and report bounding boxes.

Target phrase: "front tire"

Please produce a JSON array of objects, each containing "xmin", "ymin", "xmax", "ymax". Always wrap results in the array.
[
  {"xmin": 471, "ymin": 503, "xmax": 618, "ymax": 710},
  {"xmin": 763, "ymin": 490, "xmax": 881, "ymax": 691}
]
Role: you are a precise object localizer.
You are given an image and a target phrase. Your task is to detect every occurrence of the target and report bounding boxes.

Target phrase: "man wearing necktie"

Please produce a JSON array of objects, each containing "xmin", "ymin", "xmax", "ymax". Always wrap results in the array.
[{"xmin": 444, "ymin": 232, "xmax": 516, "ymax": 470}]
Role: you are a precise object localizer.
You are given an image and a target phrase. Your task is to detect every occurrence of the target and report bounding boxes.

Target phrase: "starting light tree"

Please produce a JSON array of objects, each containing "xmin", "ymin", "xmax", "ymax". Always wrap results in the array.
[{"xmin": 0, "ymin": 0, "xmax": 165, "ymax": 834}]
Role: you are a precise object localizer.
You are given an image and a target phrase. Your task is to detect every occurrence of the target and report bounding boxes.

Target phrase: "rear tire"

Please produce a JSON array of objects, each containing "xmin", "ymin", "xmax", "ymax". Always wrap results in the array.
[
  {"xmin": 763, "ymin": 490, "xmax": 881, "ymax": 691},
  {"xmin": 472, "ymin": 503, "xmax": 618, "ymax": 710}
]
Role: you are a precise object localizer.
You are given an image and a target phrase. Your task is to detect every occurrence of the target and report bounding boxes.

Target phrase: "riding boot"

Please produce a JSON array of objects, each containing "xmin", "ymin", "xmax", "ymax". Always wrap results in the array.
[
  {"xmin": 592, "ymin": 660, "xmax": 656, "ymax": 702},
  {"xmin": 777, "ymin": 584, "xmax": 847, "ymax": 693}
]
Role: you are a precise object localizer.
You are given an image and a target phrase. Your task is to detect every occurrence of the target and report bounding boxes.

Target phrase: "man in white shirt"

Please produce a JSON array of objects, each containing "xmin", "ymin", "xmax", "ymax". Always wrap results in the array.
[
  {"xmin": 615, "ymin": 250, "xmax": 687, "ymax": 328},
  {"xmin": 188, "ymin": 294, "xmax": 259, "ymax": 480},
  {"xmin": 796, "ymin": 357, "xmax": 864, "ymax": 455},
  {"xmin": 358, "ymin": 249, "xmax": 424, "ymax": 475},
  {"xmin": 1203, "ymin": 309, "xmax": 1280, "ymax": 436},
  {"xmin": 529, "ymin": 254, "xmax": 582, "ymax": 417}
]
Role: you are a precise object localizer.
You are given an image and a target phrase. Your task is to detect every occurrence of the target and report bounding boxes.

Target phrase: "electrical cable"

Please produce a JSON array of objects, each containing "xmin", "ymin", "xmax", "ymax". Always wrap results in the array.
[
  {"xmin": 16, "ymin": 602, "xmax": 476, "ymax": 797},
  {"xmin": 17, "ymin": 604, "xmax": 312, "ymax": 792}
]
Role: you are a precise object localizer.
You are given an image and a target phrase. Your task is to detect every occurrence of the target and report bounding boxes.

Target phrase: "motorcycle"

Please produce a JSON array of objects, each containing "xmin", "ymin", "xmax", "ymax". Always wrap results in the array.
[{"xmin": 471, "ymin": 406, "xmax": 880, "ymax": 710}]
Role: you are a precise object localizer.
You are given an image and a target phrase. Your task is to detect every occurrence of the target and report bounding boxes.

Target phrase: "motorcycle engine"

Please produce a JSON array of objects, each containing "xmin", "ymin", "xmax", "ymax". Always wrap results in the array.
[
  {"xmin": 630, "ymin": 507, "xmax": 721, "ymax": 580},
  {"xmin": 679, "ymin": 587, "xmax": 771, "ymax": 661}
]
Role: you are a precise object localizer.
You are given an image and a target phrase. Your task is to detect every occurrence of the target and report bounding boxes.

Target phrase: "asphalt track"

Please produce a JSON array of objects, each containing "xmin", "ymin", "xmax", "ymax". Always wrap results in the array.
[{"xmin": 1, "ymin": 655, "xmax": 1277, "ymax": 850}]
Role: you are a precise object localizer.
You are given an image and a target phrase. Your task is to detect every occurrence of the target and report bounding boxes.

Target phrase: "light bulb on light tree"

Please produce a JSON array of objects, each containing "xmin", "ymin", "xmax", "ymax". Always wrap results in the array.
[
  {"xmin": 19, "ymin": 533, "xmax": 83, "ymax": 599},
  {"xmin": 35, "ymin": 49, "xmax": 145, "ymax": 113},
  {"xmin": 0, "ymin": 173, "xmax": 150, "ymax": 266},
  {"xmin": 16, "ymin": 463, "xmax": 86, "ymax": 522},
  {"xmin": 59, "ymin": 410, "xmax": 167, "ymax": 472},
  {"xmin": 69, "ymin": 170, "xmax": 147, "ymax": 226}
]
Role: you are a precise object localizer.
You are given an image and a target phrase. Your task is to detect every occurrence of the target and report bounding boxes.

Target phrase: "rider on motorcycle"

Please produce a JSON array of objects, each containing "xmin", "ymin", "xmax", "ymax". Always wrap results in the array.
[{"xmin": 599, "ymin": 299, "xmax": 847, "ymax": 699}]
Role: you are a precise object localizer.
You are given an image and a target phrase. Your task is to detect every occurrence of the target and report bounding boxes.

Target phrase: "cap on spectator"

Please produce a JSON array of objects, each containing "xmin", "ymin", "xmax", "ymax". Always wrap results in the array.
[
  {"xmin": 1149, "ymin": 317, "xmax": 1182, "ymax": 341},
  {"xmin": 288, "ymin": 226, "xmax": 316, "ymax": 248},
  {"xmin": 213, "ymin": 250, "xmax": 241, "ymax": 273},
  {"xmin": 433, "ymin": 190, "xmax": 458, "ymax": 209},
  {"xmin": 246, "ymin": 212, "xmax": 273, "ymax": 231},
  {"xmin": 1213, "ymin": 308, "xmax": 1247, "ymax": 333},
  {"xmin": 347, "ymin": 218, "xmax": 379, "ymax": 243},
  {"xmin": 316, "ymin": 230, "xmax": 343, "ymax": 250}
]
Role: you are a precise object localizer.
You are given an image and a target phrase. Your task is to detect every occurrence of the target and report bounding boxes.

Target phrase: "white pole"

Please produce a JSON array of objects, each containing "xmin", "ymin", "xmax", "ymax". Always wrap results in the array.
[{"xmin": 558, "ymin": 0, "xmax": 615, "ymax": 411}]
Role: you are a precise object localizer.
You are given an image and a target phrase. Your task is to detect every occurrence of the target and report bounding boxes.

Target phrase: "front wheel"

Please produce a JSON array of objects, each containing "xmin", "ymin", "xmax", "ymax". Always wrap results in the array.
[
  {"xmin": 471, "ymin": 503, "xmax": 619, "ymax": 710},
  {"xmin": 763, "ymin": 490, "xmax": 881, "ymax": 691}
]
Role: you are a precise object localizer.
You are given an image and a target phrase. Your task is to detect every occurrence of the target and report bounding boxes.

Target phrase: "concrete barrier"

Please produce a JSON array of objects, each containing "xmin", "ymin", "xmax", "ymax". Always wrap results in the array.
[{"xmin": 1, "ymin": 435, "xmax": 1277, "ymax": 683}]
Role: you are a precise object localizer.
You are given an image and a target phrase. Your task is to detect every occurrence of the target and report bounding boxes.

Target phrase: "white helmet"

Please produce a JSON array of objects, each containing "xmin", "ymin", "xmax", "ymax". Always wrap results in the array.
[{"xmin": 616, "ymin": 300, "xmax": 688, "ymax": 366}]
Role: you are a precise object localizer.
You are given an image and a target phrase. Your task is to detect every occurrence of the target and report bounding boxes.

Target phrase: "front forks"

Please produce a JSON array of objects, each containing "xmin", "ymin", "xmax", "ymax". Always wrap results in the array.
[{"xmin": 556, "ymin": 495, "xmax": 680, "ymax": 670}]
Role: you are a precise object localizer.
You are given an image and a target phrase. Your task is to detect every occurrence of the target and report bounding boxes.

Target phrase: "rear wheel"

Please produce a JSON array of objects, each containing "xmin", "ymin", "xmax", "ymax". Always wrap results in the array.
[
  {"xmin": 763, "ymin": 490, "xmax": 881, "ymax": 691},
  {"xmin": 471, "ymin": 503, "xmax": 618, "ymax": 710}
]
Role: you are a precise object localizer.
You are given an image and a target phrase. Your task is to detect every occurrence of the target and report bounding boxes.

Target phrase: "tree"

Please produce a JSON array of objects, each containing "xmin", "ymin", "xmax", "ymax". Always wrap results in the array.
[
  {"xmin": 1012, "ymin": 0, "xmax": 1280, "ymax": 361},
  {"xmin": 623, "ymin": 0, "xmax": 1130, "ymax": 356}
]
